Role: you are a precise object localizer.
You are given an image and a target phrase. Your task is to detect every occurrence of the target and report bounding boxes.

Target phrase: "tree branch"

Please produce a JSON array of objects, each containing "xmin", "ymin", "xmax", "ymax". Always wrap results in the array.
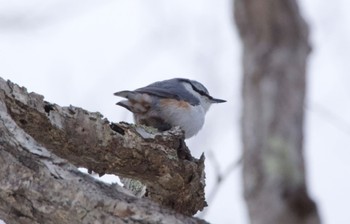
[{"xmin": 0, "ymin": 77, "xmax": 207, "ymax": 223}]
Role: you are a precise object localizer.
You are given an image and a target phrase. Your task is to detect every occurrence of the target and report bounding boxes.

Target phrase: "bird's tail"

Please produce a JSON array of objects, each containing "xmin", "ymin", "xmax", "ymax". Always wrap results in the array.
[
  {"xmin": 114, "ymin": 90, "xmax": 151, "ymax": 113},
  {"xmin": 114, "ymin": 90, "xmax": 133, "ymax": 98},
  {"xmin": 116, "ymin": 100, "xmax": 132, "ymax": 112}
]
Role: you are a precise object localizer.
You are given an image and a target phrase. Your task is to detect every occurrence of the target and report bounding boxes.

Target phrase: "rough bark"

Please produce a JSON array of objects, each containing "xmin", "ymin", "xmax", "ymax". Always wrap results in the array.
[
  {"xmin": 0, "ymin": 77, "xmax": 207, "ymax": 224},
  {"xmin": 234, "ymin": 0, "xmax": 321, "ymax": 223}
]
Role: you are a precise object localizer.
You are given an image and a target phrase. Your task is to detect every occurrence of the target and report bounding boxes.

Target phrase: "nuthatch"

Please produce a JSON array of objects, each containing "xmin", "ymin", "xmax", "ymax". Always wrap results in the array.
[{"xmin": 114, "ymin": 78, "xmax": 226, "ymax": 139}]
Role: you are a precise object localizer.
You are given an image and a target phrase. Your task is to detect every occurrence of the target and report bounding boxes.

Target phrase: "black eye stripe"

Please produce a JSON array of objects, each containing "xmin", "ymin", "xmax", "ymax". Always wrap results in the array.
[
  {"xmin": 191, "ymin": 85, "xmax": 207, "ymax": 96},
  {"xmin": 183, "ymin": 80, "xmax": 212, "ymax": 99}
]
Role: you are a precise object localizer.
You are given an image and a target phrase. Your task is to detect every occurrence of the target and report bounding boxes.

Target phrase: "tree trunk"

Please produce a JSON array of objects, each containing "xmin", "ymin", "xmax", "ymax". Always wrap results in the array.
[
  {"xmin": 0, "ymin": 77, "xmax": 207, "ymax": 224},
  {"xmin": 234, "ymin": 0, "xmax": 321, "ymax": 223}
]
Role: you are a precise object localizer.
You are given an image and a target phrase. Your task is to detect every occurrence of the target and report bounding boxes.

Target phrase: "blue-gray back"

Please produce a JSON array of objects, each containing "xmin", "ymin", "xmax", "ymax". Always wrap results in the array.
[{"xmin": 134, "ymin": 78, "xmax": 200, "ymax": 106}]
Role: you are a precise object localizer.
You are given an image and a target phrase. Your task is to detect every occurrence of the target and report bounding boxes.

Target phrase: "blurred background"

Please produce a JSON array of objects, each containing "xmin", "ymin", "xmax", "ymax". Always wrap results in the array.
[{"xmin": 0, "ymin": 0, "xmax": 349, "ymax": 223}]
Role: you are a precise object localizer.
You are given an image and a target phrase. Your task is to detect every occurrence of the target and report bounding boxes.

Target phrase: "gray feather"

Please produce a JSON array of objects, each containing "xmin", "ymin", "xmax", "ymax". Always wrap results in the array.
[
  {"xmin": 114, "ymin": 90, "xmax": 132, "ymax": 98},
  {"xmin": 135, "ymin": 78, "xmax": 200, "ymax": 106},
  {"xmin": 116, "ymin": 100, "xmax": 132, "ymax": 112}
]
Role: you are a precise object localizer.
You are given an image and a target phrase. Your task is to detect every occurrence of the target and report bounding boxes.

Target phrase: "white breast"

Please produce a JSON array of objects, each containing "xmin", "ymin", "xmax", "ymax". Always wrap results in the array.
[{"xmin": 160, "ymin": 103, "xmax": 205, "ymax": 139}]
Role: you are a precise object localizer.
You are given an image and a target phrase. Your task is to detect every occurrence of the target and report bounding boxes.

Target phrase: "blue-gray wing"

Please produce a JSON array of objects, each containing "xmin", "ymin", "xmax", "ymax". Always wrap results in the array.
[{"xmin": 134, "ymin": 78, "xmax": 200, "ymax": 106}]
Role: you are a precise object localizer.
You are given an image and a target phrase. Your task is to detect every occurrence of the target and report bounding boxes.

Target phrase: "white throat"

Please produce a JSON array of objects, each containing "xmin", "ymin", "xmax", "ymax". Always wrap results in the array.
[{"xmin": 182, "ymin": 82, "xmax": 212, "ymax": 113}]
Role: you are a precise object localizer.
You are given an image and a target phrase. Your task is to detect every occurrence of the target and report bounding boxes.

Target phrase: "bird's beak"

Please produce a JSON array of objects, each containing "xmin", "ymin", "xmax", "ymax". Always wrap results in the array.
[{"xmin": 210, "ymin": 98, "xmax": 226, "ymax": 103}]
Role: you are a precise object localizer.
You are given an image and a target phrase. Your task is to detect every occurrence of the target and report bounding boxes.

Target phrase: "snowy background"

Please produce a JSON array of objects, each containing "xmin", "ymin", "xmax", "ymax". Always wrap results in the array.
[{"xmin": 0, "ymin": 0, "xmax": 349, "ymax": 223}]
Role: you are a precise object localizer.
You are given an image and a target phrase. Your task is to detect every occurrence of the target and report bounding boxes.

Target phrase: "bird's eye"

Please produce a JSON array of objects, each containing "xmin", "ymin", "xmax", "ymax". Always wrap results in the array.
[{"xmin": 190, "ymin": 81, "xmax": 209, "ymax": 97}]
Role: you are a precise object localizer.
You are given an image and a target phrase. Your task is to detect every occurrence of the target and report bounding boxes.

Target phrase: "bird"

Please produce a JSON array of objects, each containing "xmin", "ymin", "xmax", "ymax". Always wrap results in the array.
[{"xmin": 114, "ymin": 78, "xmax": 226, "ymax": 139}]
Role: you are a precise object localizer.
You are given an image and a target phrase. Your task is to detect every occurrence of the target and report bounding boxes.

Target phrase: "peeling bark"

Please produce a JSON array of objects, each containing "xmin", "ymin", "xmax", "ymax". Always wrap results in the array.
[
  {"xmin": 234, "ymin": 0, "xmax": 321, "ymax": 223},
  {"xmin": 0, "ymin": 77, "xmax": 207, "ymax": 224}
]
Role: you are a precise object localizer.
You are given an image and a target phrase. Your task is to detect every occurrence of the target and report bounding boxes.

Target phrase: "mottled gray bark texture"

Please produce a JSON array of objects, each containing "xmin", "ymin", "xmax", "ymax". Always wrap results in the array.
[
  {"xmin": 234, "ymin": 0, "xmax": 321, "ymax": 224},
  {"xmin": 0, "ymin": 77, "xmax": 207, "ymax": 224}
]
